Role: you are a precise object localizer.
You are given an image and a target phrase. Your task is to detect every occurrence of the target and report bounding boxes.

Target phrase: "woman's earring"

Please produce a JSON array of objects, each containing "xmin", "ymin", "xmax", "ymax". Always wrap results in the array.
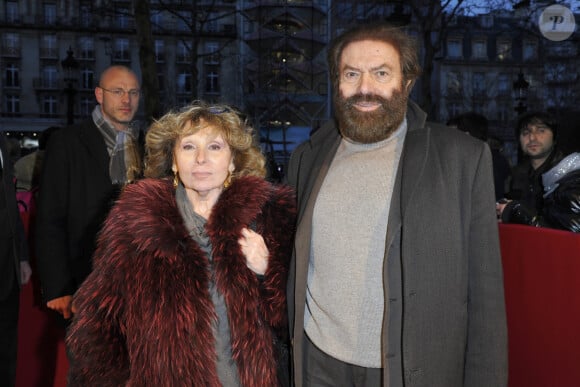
[
  {"xmin": 173, "ymin": 170, "xmax": 179, "ymax": 189},
  {"xmin": 223, "ymin": 171, "xmax": 232, "ymax": 188}
]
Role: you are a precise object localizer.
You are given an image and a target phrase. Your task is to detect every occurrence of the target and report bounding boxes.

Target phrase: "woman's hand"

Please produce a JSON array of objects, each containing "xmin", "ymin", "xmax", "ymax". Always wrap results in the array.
[{"xmin": 239, "ymin": 227, "xmax": 269, "ymax": 275}]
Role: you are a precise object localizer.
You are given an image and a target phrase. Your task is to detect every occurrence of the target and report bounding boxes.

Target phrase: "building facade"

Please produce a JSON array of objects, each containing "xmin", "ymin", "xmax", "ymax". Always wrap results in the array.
[{"xmin": 1, "ymin": 1, "xmax": 578, "ymax": 161}]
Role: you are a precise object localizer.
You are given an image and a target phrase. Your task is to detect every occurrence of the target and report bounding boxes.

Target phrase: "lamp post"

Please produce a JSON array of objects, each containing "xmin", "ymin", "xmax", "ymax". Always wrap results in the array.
[
  {"xmin": 513, "ymin": 70, "xmax": 530, "ymax": 116},
  {"xmin": 61, "ymin": 47, "xmax": 79, "ymax": 125}
]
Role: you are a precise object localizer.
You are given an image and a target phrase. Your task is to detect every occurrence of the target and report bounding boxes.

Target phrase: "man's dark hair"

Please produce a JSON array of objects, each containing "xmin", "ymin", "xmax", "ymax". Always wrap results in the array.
[
  {"xmin": 447, "ymin": 112, "xmax": 488, "ymax": 141},
  {"xmin": 516, "ymin": 111, "xmax": 558, "ymax": 140},
  {"xmin": 327, "ymin": 22, "xmax": 422, "ymax": 93}
]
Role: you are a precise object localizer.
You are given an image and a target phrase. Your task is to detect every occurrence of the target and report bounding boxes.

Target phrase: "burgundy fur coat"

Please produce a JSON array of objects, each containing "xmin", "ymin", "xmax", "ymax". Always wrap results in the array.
[{"xmin": 66, "ymin": 176, "xmax": 296, "ymax": 386}]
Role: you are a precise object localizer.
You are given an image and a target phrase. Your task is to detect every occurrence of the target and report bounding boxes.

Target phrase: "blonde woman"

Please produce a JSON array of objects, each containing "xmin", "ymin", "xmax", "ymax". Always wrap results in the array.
[{"xmin": 67, "ymin": 101, "xmax": 295, "ymax": 386}]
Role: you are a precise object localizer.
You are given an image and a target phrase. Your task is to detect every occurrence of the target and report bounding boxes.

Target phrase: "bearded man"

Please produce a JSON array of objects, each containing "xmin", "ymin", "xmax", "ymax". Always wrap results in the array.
[
  {"xmin": 286, "ymin": 23, "xmax": 508, "ymax": 387},
  {"xmin": 497, "ymin": 111, "xmax": 564, "ymax": 225}
]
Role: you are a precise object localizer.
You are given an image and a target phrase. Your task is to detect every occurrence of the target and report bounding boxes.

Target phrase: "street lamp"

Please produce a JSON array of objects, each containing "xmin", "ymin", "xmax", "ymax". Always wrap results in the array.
[
  {"xmin": 61, "ymin": 47, "xmax": 79, "ymax": 125},
  {"xmin": 513, "ymin": 70, "xmax": 530, "ymax": 115}
]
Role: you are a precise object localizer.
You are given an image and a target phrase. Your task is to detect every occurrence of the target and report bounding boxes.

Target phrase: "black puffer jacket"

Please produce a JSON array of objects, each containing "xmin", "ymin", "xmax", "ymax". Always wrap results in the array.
[
  {"xmin": 542, "ymin": 169, "xmax": 580, "ymax": 232},
  {"xmin": 502, "ymin": 153, "xmax": 580, "ymax": 232}
]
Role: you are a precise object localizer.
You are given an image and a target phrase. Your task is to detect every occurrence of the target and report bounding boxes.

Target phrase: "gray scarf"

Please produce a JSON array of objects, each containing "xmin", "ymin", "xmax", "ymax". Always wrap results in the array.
[
  {"xmin": 175, "ymin": 182, "xmax": 210, "ymax": 249},
  {"xmin": 175, "ymin": 182, "xmax": 240, "ymax": 385},
  {"xmin": 92, "ymin": 106, "xmax": 141, "ymax": 184}
]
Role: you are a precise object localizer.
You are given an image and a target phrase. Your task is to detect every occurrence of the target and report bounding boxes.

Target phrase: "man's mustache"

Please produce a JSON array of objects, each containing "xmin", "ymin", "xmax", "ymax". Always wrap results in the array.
[{"xmin": 345, "ymin": 94, "xmax": 388, "ymax": 107}]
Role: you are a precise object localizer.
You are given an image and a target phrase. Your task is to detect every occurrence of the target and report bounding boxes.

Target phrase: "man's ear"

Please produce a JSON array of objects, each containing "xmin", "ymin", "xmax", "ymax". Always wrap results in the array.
[{"xmin": 95, "ymin": 87, "xmax": 104, "ymax": 105}]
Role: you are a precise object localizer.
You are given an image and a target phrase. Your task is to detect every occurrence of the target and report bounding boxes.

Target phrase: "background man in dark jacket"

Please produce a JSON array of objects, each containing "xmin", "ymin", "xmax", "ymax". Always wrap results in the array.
[
  {"xmin": 0, "ymin": 133, "xmax": 31, "ymax": 386},
  {"xmin": 35, "ymin": 65, "xmax": 142, "ymax": 321},
  {"xmin": 498, "ymin": 111, "xmax": 565, "ymax": 226}
]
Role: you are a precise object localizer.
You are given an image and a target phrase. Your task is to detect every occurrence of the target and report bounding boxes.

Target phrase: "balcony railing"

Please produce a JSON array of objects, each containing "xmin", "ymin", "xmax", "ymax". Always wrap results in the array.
[
  {"xmin": 39, "ymin": 47, "xmax": 59, "ymax": 59},
  {"xmin": 1, "ymin": 46, "xmax": 21, "ymax": 57}
]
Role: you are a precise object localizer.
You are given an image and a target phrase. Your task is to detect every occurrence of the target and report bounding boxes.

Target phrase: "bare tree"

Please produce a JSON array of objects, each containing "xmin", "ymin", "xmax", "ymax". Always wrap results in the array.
[
  {"xmin": 407, "ymin": 0, "xmax": 468, "ymax": 116},
  {"xmin": 150, "ymin": 0, "xmax": 239, "ymax": 101},
  {"xmin": 133, "ymin": 0, "xmax": 161, "ymax": 122}
]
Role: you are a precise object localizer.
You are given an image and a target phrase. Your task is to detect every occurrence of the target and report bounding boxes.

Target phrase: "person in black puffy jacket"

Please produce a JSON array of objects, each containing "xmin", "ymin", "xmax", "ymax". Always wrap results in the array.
[{"xmin": 498, "ymin": 152, "xmax": 580, "ymax": 232}]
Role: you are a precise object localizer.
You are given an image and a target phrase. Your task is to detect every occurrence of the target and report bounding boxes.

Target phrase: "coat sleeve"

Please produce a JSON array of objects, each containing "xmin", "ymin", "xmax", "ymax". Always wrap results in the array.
[
  {"xmin": 35, "ymin": 130, "xmax": 75, "ymax": 301},
  {"xmin": 464, "ymin": 144, "xmax": 508, "ymax": 386},
  {"xmin": 65, "ymin": 204, "xmax": 131, "ymax": 386},
  {"xmin": 258, "ymin": 184, "xmax": 296, "ymax": 331}
]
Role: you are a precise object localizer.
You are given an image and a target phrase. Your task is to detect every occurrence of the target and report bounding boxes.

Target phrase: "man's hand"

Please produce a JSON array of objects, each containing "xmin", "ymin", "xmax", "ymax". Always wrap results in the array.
[
  {"xmin": 47, "ymin": 295, "xmax": 74, "ymax": 319},
  {"xmin": 20, "ymin": 261, "xmax": 32, "ymax": 285},
  {"xmin": 496, "ymin": 199, "xmax": 511, "ymax": 221}
]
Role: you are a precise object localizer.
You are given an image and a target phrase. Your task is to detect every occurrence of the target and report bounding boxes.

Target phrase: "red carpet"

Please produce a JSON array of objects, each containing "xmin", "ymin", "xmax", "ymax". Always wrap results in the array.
[{"xmin": 16, "ymin": 280, "xmax": 68, "ymax": 387}]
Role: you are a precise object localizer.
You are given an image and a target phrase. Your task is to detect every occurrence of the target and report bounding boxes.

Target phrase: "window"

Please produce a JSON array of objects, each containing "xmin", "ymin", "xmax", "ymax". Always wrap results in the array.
[
  {"xmin": 205, "ymin": 12, "xmax": 218, "ymax": 33},
  {"xmin": 43, "ymin": 95, "xmax": 58, "ymax": 115},
  {"xmin": 151, "ymin": 11, "xmax": 163, "ymax": 31},
  {"xmin": 6, "ymin": 1, "xmax": 19, "ymax": 23},
  {"xmin": 447, "ymin": 38, "xmax": 462, "ymax": 58},
  {"xmin": 177, "ymin": 72, "xmax": 191, "ymax": 93},
  {"xmin": 3, "ymin": 33, "xmax": 20, "ymax": 56},
  {"xmin": 472, "ymin": 40, "xmax": 487, "ymax": 59},
  {"xmin": 245, "ymin": 20, "xmax": 255, "ymax": 34},
  {"xmin": 42, "ymin": 66, "xmax": 58, "ymax": 88},
  {"xmin": 5, "ymin": 95, "xmax": 20, "ymax": 114},
  {"xmin": 336, "ymin": 3, "xmax": 352, "ymax": 19},
  {"xmin": 116, "ymin": 7, "xmax": 130, "ymax": 29},
  {"xmin": 205, "ymin": 68, "xmax": 219, "ymax": 93},
  {"xmin": 155, "ymin": 40, "xmax": 165, "ymax": 62},
  {"xmin": 472, "ymin": 72, "xmax": 486, "ymax": 96},
  {"xmin": 5, "ymin": 64, "xmax": 19, "ymax": 87},
  {"xmin": 80, "ymin": 97, "xmax": 94, "ymax": 117},
  {"xmin": 496, "ymin": 103, "xmax": 510, "ymax": 122},
  {"xmin": 204, "ymin": 42, "xmax": 219, "ymax": 64},
  {"xmin": 177, "ymin": 97, "xmax": 190, "ymax": 108},
  {"xmin": 447, "ymin": 102, "xmax": 463, "ymax": 120},
  {"xmin": 44, "ymin": 3, "xmax": 57, "ymax": 25},
  {"xmin": 114, "ymin": 38, "xmax": 130, "ymax": 61},
  {"xmin": 176, "ymin": 41, "xmax": 191, "ymax": 63},
  {"xmin": 496, "ymin": 40, "xmax": 511, "ymax": 61},
  {"xmin": 175, "ymin": 11, "xmax": 191, "ymax": 32},
  {"xmin": 497, "ymin": 74, "xmax": 510, "ymax": 96},
  {"xmin": 40, "ymin": 35, "xmax": 58, "ymax": 58},
  {"xmin": 318, "ymin": 18, "xmax": 327, "ymax": 36},
  {"xmin": 80, "ymin": 4, "xmax": 92, "ymax": 27},
  {"xmin": 78, "ymin": 37, "xmax": 94, "ymax": 59},
  {"xmin": 523, "ymin": 41, "xmax": 537, "ymax": 61},
  {"xmin": 81, "ymin": 68, "xmax": 94, "ymax": 89},
  {"xmin": 446, "ymin": 71, "xmax": 462, "ymax": 95},
  {"xmin": 480, "ymin": 15, "xmax": 493, "ymax": 28}
]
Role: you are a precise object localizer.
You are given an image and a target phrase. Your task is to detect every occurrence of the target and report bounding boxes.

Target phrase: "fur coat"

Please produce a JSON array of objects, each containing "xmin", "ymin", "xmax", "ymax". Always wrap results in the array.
[{"xmin": 66, "ymin": 176, "xmax": 296, "ymax": 386}]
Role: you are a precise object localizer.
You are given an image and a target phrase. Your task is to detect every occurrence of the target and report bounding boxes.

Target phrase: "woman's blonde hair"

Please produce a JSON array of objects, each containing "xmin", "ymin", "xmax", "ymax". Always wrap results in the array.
[{"xmin": 144, "ymin": 101, "xmax": 266, "ymax": 180}]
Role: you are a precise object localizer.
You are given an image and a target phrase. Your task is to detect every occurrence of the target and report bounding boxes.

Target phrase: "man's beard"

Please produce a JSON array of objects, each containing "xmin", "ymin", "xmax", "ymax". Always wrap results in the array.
[
  {"xmin": 334, "ymin": 88, "xmax": 408, "ymax": 143},
  {"xmin": 526, "ymin": 143, "xmax": 554, "ymax": 161}
]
